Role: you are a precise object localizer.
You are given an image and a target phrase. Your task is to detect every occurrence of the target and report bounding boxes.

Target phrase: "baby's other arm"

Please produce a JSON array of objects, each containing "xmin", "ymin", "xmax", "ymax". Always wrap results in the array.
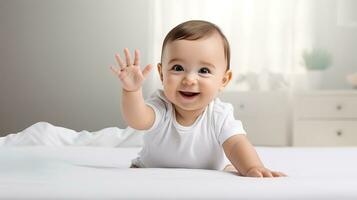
[
  {"xmin": 223, "ymin": 134, "xmax": 287, "ymax": 178},
  {"xmin": 110, "ymin": 48, "xmax": 154, "ymax": 130}
]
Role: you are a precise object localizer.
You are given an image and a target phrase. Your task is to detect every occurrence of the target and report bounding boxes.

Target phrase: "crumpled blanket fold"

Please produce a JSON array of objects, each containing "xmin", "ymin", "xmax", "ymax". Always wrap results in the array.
[{"xmin": 0, "ymin": 122, "xmax": 143, "ymax": 147}]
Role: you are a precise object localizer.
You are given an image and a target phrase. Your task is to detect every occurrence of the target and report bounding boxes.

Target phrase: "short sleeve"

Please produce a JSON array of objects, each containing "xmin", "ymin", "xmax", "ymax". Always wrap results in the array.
[
  {"xmin": 144, "ymin": 90, "xmax": 168, "ymax": 132},
  {"xmin": 215, "ymin": 101, "xmax": 246, "ymax": 145}
]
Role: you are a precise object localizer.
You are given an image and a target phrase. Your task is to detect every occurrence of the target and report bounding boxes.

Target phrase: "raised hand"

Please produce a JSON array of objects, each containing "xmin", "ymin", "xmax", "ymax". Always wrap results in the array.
[{"xmin": 110, "ymin": 48, "xmax": 152, "ymax": 92}]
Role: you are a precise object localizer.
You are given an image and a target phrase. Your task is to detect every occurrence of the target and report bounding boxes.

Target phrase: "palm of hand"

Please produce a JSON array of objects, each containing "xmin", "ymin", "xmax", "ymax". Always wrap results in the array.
[
  {"xmin": 110, "ymin": 48, "xmax": 152, "ymax": 92},
  {"xmin": 118, "ymin": 65, "xmax": 144, "ymax": 92}
]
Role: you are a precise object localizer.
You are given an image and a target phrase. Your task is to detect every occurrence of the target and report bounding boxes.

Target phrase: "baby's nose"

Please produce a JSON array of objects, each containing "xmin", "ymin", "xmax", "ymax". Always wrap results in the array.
[{"xmin": 182, "ymin": 73, "xmax": 198, "ymax": 85}]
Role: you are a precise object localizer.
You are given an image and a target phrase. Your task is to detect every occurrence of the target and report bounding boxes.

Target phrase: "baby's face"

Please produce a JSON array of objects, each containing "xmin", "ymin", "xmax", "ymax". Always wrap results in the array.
[{"xmin": 158, "ymin": 33, "xmax": 231, "ymax": 113}]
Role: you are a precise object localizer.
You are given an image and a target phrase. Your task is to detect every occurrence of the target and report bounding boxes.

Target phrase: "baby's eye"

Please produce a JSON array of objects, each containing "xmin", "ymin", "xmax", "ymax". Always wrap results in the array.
[
  {"xmin": 198, "ymin": 67, "xmax": 211, "ymax": 74},
  {"xmin": 171, "ymin": 64, "xmax": 184, "ymax": 71}
]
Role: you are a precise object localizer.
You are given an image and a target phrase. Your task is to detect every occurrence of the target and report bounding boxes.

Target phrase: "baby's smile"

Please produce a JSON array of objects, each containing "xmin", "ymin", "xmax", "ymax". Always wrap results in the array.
[{"xmin": 178, "ymin": 90, "xmax": 200, "ymax": 100}]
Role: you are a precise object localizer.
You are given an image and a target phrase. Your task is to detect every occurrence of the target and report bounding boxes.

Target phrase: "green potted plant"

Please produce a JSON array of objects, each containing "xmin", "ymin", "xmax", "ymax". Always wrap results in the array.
[
  {"xmin": 303, "ymin": 48, "xmax": 332, "ymax": 70},
  {"xmin": 302, "ymin": 48, "xmax": 332, "ymax": 89}
]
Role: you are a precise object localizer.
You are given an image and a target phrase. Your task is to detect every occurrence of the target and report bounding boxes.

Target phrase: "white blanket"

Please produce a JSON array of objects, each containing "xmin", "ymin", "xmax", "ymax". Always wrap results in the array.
[
  {"xmin": 0, "ymin": 146, "xmax": 356, "ymax": 200},
  {"xmin": 1, "ymin": 122, "xmax": 357, "ymax": 199},
  {"xmin": 0, "ymin": 122, "xmax": 143, "ymax": 147}
]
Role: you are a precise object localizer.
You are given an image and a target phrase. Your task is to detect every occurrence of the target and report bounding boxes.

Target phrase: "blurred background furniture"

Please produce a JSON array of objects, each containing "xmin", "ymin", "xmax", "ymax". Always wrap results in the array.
[
  {"xmin": 293, "ymin": 90, "xmax": 357, "ymax": 146},
  {"xmin": 220, "ymin": 91, "xmax": 291, "ymax": 146}
]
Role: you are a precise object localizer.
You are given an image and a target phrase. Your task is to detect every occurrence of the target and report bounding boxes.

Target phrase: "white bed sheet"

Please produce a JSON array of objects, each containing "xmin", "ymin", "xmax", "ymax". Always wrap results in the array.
[{"xmin": 0, "ymin": 146, "xmax": 356, "ymax": 200}]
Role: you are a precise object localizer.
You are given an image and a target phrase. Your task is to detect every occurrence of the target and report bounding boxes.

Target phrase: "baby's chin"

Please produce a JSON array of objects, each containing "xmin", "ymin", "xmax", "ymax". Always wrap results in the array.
[
  {"xmin": 172, "ymin": 101, "xmax": 209, "ymax": 113},
  {"xmin": 172, "ymin": 103, "xmax": 206, "ymax": 114}
]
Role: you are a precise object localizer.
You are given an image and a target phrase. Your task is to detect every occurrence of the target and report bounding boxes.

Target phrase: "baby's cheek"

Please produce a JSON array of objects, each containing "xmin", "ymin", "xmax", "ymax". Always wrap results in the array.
[
  {"xmin": 162, "ymin": 77, "xmax": 179, "ymax": 94},
  {"xmin": 165, "ymin": 75, "xmax": 180, "ymax": 85},
  {"xmin": 202, "ymin": 78, "xmax": 221, "ymax": 89}
]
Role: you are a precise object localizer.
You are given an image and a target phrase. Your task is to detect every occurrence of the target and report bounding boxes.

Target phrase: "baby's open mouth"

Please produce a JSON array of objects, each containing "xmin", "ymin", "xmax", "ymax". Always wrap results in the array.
[{"xmin": 179, "ymin": 91, "xmax": 200, "ymax": 98}]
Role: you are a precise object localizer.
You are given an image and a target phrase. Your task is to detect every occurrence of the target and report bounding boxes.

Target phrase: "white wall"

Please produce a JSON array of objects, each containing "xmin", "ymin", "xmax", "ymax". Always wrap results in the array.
[
  {"xmin": 315, "ymin": 0, "xmax": 357, "ymax": 89},
  {"xmin": 1, "ymin": 0, "xmax": 356, "ymax": 137},
  {"xmin": 0, "ymin": 0, "xmax": 152, "ymax": 134}
]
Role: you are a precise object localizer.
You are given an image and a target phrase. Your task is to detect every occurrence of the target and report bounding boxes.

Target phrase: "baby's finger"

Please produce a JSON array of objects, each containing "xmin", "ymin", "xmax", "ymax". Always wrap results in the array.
[
  {"xmin": 262, "ymin": 170, "xmax": 273, "ymax": 178},
  {"xmin": 134, "ymin": 49, "xmax": 140, "ymax": 66},
  {"xmin": 142, "ymin": 64, "xmax": 153, "ymax": 78},
  {"xmin": 124, "ymin": 48, "xmax": 132, "ymax": 66},
  {"xmin": 247, "ymin": 169, "xmax": 263, "ymax": 178},
  {"xmin": 271, "ymin": 171, "xmax": 279, "ymax": 177},
  {"xmin": 277, "ymin": 171, "xmax": 288, "ymax": 177},
  {"xmin": 272, "ymin": 171, "xmax": 286, "ymax": 177},
  {"xmin": 115, "ymin": 53, "xmax": 125, "ymax": 69},
  {"xmin": 110, "ymin": 65, "xmax": 121, "ymax": 75}
]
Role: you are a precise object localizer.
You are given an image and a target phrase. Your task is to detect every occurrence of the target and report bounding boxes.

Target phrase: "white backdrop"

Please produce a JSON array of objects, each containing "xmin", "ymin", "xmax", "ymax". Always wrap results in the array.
[{"xmin": 148, "ymin": 0, "xmax": 315, "ymax": 91}]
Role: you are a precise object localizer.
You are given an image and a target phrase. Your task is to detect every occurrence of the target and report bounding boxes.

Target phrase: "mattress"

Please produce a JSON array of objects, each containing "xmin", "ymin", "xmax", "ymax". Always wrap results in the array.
[{"xmin": 0, "ymin": 146, "xmax": 356, "ymax": 200}]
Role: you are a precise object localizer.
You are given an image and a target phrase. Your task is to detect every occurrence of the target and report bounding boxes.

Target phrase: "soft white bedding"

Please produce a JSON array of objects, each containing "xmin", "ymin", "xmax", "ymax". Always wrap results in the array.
[
  {"xmin": 0, "ymin": 122, "xmax": 144, "ymax": 147},
  {"xmin": 0, "ymin": 146, "xmax": 357, "ymax": 200},
  {"xmin": 1, "ymin": 122, "xmax": 357, "ymax": 199}
]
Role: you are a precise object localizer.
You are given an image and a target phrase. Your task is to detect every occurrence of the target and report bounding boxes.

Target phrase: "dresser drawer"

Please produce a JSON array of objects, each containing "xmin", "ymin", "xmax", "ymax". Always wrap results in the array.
[
  {"xmin": 294, "ymin": 95, "xmax": 357, "ymax": 119},
  {"xmin": 220, "ymin": 91, "xmax": 289, "ymax": 117},
  {"xmin": 293, "ymin": 120, "xmax": 357, "ymax": 146},
  {"xmin": 219, "ymin": 91, "xmax": 290, "ymax": 146},
  {"xmin": 242, "ymin": 117, "xmax": 288, "ymax": 146}
]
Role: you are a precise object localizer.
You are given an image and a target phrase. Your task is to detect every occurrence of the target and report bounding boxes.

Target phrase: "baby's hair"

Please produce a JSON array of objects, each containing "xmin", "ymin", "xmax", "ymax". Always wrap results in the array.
[{"xmin": 161, "ymin": 20, "xmax": 230, "ymax": 70}]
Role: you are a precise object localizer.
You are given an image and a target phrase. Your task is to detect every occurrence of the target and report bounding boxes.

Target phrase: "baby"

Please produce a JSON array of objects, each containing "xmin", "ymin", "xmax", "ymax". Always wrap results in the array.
[{"xmin": 110, "ymin": 20, "xmax": 286, "ymax": 178}]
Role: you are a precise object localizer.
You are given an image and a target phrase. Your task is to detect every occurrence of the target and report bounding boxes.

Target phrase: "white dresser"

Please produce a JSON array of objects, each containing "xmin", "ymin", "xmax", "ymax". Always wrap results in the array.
[
  {"xmin": 220, "ymin": 91, "xmax": 290, "ymax": 146},
  {"xmin": 293, "ymin": 90, "xmax": 357, "ymax": 146}
]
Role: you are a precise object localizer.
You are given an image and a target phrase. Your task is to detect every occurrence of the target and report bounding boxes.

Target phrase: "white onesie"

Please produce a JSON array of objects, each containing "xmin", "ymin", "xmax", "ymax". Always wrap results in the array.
[{"xmin": 131, "ymin": 90, "xmax": 246, "ymax": 170}]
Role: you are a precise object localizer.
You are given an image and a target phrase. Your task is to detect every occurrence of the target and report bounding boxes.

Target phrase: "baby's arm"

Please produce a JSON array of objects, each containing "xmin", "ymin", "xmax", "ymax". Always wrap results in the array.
[
  {"xmin": 223, "ymin": 134, "xmax": 286, "ymax": 177},
  {"xmin": 110, "ymin": 48, "xmax": 154, "ymax": 130}
]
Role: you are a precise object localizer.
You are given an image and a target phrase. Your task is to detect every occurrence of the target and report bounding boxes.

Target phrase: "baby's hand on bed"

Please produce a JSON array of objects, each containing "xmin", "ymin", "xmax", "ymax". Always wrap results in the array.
[
  {"xmin": 110, "ymin": 48, "xmax": 153, "ymax": 92},
  {"xmin": 246, "ymin": 166, "xmax": 287, "ymax": 178}
]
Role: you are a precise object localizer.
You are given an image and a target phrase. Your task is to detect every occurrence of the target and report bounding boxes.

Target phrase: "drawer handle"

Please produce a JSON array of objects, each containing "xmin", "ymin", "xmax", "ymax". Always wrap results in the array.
[
  {"xmin": 239, "ymin": 104, "xmax": 245, "ymax": 109},
  {"xmin": 336, "ymin": 130, "xmax": 343, "ymax": 136},
  {"xmin": 336, "ymin": 105, "xmax": 343, "ymax": 110}
]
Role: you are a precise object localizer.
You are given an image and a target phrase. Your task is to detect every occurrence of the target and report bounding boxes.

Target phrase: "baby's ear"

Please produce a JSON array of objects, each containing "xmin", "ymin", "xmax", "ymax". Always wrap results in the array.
[
  {"xmin": 220, "ymin": 70, "xmax": 232, "ymax": 91},
  {"xmin": 157, "ymin": 63, "xmax": 164, "ymax": 82}
]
